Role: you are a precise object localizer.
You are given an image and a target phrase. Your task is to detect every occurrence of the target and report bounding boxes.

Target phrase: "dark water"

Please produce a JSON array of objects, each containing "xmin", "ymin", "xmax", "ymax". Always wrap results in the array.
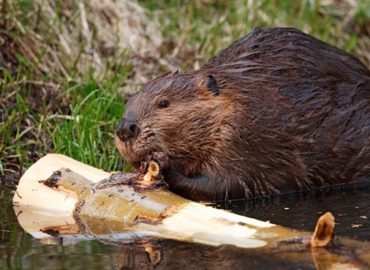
[
  {"xmin": 228, "ymin": 184, "xmax": 370, "ymax": 241},
  {"xmin": 1, "ymin": 184, "xmax": 370, "ymax": 269}
]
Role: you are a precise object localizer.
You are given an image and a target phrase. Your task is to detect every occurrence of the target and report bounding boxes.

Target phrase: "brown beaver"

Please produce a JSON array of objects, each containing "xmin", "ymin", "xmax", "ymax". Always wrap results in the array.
[{"xmin": 115, "ymin": 27, "xmax": 370, "ymax": 201}]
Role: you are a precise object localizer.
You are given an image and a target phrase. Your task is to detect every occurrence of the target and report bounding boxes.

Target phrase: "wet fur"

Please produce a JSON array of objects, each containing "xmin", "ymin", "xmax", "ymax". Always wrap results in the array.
[{"xmin": 116, "ymin": 27, "xmax": 370, "ymax": 201}]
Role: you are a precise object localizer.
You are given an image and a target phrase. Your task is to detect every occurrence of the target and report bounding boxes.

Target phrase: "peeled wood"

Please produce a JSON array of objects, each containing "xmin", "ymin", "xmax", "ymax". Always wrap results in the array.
[
  {"xmin": 12, "ymin": 154, "xmax": 370, "ymax": 268},
  {"xmin": 13, "ymin": 154, "xmax": 292, "ymax": 248}
]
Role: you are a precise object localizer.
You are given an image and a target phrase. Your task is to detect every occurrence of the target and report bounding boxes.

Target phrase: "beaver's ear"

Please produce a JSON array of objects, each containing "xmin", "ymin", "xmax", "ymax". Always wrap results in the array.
[
  {"xmin": 198, "ymin": 74, "xmax": 220, "ymax": 96},
  {"xmin": 206, "ymin": 75, "xmax": 220, "ymax": 96}
]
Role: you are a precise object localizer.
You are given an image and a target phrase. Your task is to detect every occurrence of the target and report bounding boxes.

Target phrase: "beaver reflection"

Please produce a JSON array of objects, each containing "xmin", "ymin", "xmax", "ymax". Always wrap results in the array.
[
  {"xmin": 115, "ymin": 238, "xmax": 370, "ymax": 270},
  {"xmin": 115, "ymin": 240, "xmax": 317, "ymax": 270},
  {"xmin": 115, "ymin": 27, "xmax": 370, "ymax": 201}
]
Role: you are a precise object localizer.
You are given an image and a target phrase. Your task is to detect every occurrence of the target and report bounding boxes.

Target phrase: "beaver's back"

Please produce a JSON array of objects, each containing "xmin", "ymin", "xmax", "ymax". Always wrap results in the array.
[
  {"xmin": 205, "ymin": 27, "xmax": 370, "ymax": 77},
  {"xmin": 203, "ymin": 27, "xmax": 370, "ymax": 185}
]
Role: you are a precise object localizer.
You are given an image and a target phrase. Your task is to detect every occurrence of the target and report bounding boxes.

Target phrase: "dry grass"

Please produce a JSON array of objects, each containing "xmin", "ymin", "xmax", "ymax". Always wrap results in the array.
[{"xmin": 0, "ymin": 0, "xmax": 167, "ymax": 81}]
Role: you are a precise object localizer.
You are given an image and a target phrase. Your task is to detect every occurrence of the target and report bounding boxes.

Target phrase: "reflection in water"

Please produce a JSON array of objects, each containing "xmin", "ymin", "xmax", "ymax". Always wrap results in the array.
[
  {"xmin": 228, "ymin": 184, "xmax": 370, "ymax": 241},
  {"xmin": 114, "ymin": 240, "xmax": 319, "ymax": 270},
  {"xmin": 1, "ymin": 184, "xmax": 370, "ymax": 269}
]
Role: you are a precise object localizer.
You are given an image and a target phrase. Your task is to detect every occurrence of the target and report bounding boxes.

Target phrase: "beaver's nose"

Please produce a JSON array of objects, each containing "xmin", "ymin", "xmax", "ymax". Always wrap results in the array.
[{"xmin": 116, "ymin": 119, "xmax": 140, "ymax": 141}]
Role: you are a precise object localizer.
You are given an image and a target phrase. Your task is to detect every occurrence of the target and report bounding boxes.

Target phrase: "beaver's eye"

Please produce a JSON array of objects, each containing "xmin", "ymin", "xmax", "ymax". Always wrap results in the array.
[{"xmin": 157, "ymin": 99, "xmax": 170, "ymax": 109}]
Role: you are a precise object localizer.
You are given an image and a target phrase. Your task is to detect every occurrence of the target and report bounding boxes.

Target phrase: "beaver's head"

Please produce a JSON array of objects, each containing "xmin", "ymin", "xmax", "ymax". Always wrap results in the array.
[{"xmin": 115, "ymin": 70, "xmax": 236, "ymax": 174}]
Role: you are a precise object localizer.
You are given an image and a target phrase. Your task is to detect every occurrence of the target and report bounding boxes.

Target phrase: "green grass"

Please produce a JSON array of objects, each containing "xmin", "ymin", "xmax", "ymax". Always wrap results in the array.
[
  {"xmin": 140, "ymin": 0, "xmax": 370, "ymax": 67},
  {"xmin": 51, "ymin": 75, "xmax": 126, "ymax": 172},
  {"xmin": 0, "ymin": 67, "xmax": 128, "ymax": 175},
  {"xmin": 1, "ymin": 0, "xmax": 370, "ymax": 180}
]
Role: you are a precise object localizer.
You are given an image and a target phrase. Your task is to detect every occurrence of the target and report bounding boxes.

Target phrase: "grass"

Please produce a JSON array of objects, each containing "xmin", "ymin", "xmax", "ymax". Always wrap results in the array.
[
  {"xmin": 140, "ymin": 0, "xmax": 370, "ymax": 68},
  {"xmin": 0, "ymin": 64, "xmax": 128, "ymax": 177},
  {"xmin": 1, "ymin": 0, "xmax": 370, "ymax": 182},
  {"xmin": 51, "ymin": 74, "xmax": 127, "ymax": 172}
]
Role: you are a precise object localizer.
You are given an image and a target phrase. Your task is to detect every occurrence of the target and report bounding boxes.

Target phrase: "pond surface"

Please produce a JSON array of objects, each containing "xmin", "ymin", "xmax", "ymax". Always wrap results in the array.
[{"xmin": 1, "ymin": 184, "xmax": 370, "ymax": 269}]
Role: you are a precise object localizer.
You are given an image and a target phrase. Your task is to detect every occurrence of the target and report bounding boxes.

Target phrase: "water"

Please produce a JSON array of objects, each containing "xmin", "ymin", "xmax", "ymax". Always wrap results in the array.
[
  {"xmin": 1, "ymin": 184, "xmax": 370, "ymax": 269},
  {"xmin": 228, "ymin": 185, "xmax": 370, "ymax": 241}
]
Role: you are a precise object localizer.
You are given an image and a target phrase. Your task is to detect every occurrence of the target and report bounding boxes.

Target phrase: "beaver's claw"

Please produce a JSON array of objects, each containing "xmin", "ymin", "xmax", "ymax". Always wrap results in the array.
[{"xmin": 140, "ymin": 152, "xmax": 169, "ymax": 174}]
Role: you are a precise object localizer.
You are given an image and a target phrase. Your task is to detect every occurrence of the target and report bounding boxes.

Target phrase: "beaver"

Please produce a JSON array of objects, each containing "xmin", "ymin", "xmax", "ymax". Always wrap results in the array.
[{"xmin": 115, "ymin": 27, "xmax": 370, "ymax": 201}]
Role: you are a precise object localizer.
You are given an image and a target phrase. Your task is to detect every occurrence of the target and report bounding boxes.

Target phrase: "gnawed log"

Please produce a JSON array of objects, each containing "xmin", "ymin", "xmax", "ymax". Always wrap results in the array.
[{"xmin": 13, "ymin": 154, "xmax": 370, "ymax": 269}]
